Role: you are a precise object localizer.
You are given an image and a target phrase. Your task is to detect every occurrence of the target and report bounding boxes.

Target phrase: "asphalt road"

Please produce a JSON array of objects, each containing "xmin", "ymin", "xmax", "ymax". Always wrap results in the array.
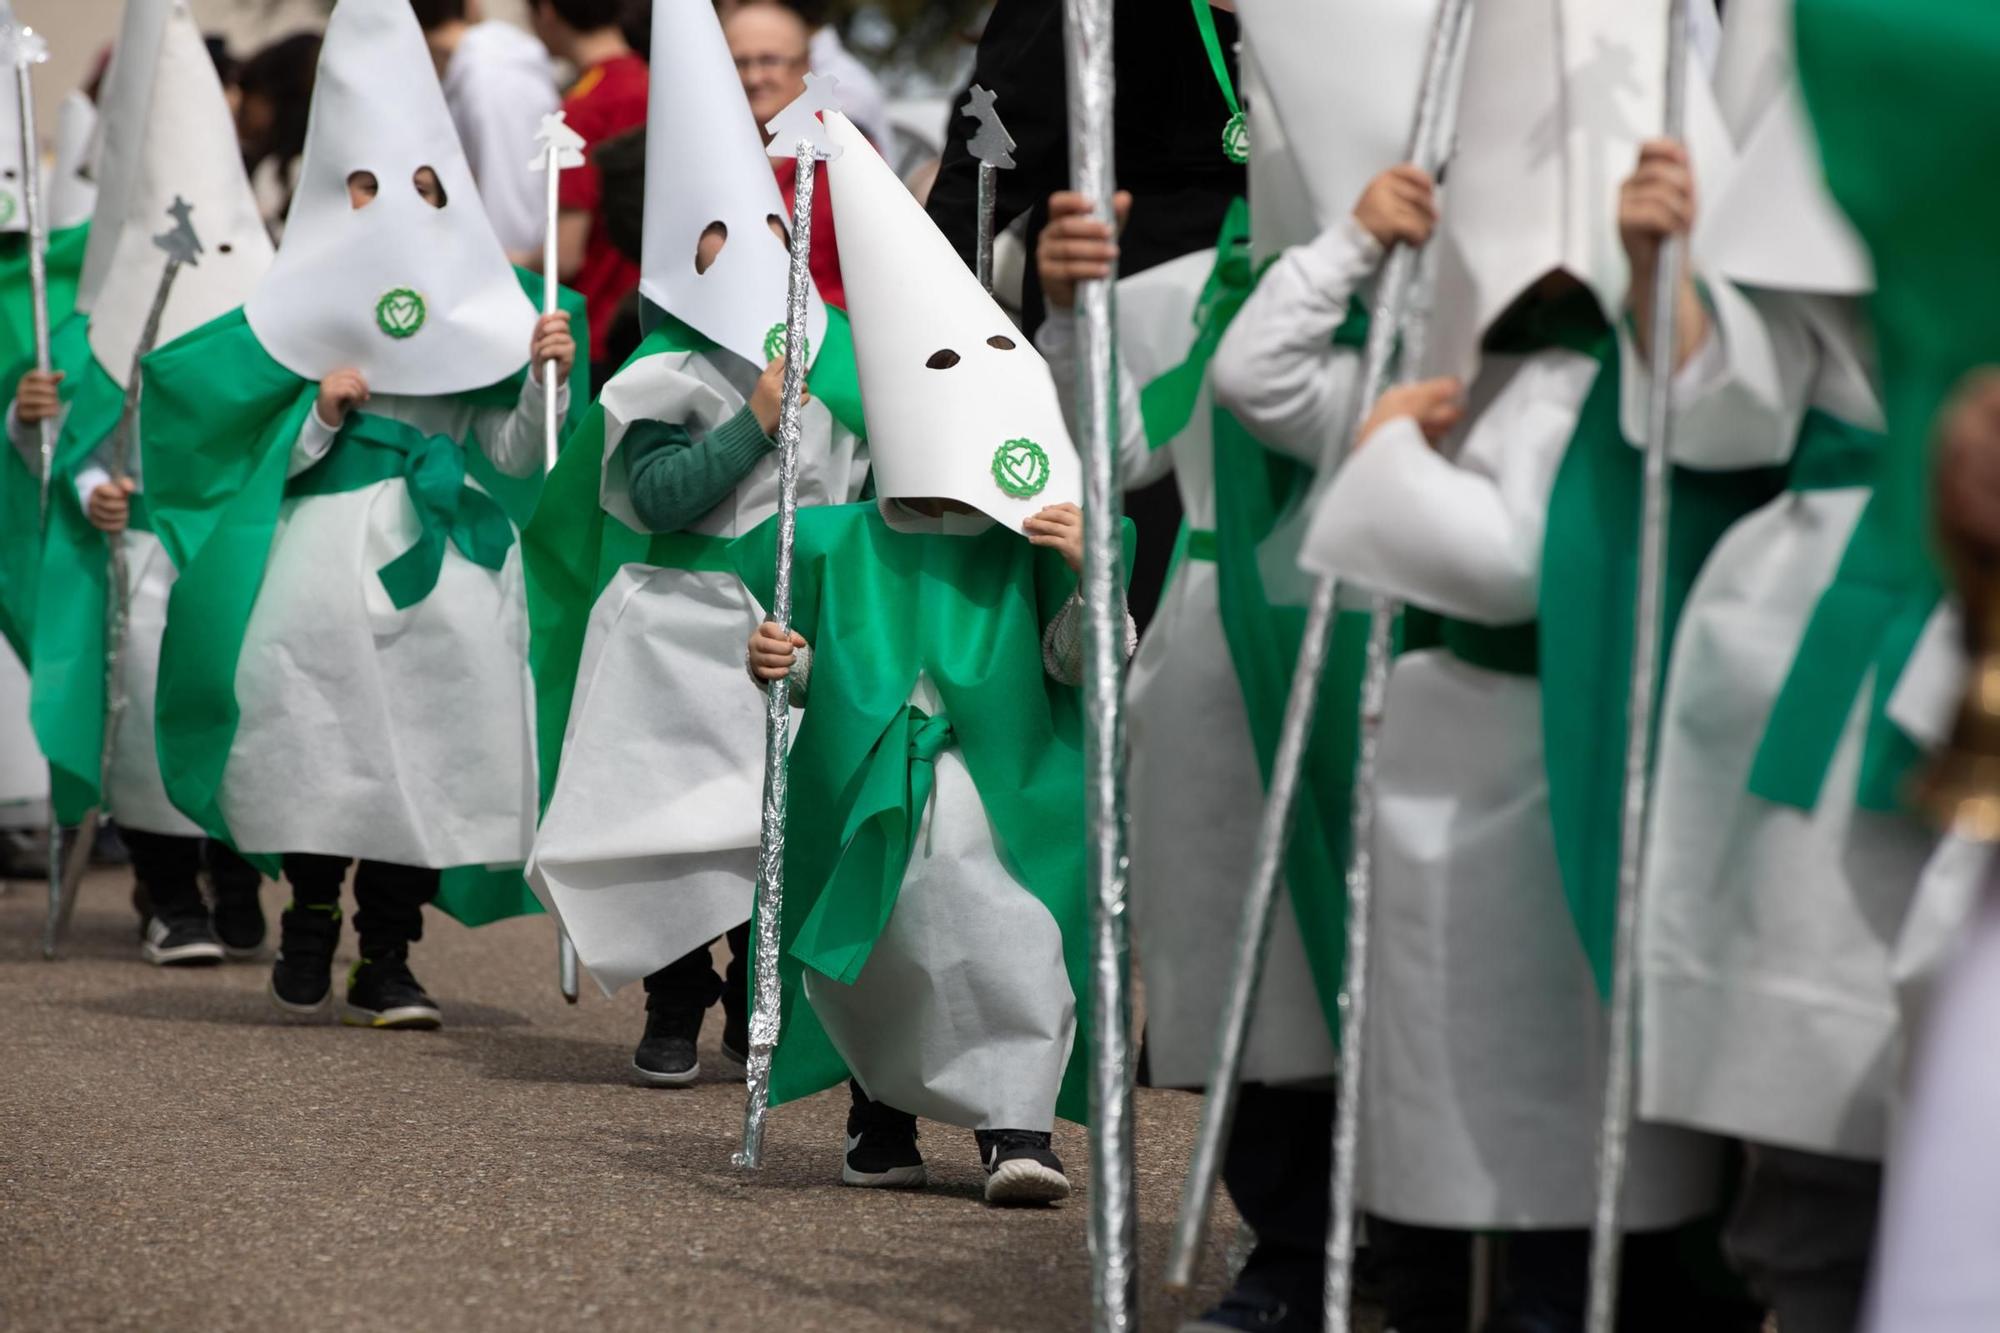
[{"xmin": 0, "ymin": 867, "xmax": 1288, "ymax": 1333}]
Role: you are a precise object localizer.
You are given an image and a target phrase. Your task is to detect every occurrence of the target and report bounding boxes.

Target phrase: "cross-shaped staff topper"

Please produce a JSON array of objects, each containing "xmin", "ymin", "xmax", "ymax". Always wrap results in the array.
[
  {"xmin": 3, "ymin": 25, "xmax": 50, "ymax": 70},
  {"xmin": 961, "ymin": 84, "xmax": 1016, "ymax": 171},
  {"xmin": 154, "ymin": 196, "xmax": 203, "ymax": 268},
  {"xmin": 529, "ymin": 110, "xmax": 587, "ymax": 173},
  {"xmin": 764, "ymin": 71, "xmax": 844, "ymax": 163}
]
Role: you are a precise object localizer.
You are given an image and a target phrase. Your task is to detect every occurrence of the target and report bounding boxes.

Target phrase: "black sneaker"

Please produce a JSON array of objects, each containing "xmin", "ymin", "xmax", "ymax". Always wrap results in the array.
[
  {"xmin": 270, "ymin": 902, "xmax": 341, "ymax": 1018},
  {"xmin": 843, "ymin": 1083, "xmax": 926, "ymax": 1188},
  {"xmin": 132, "ymin": 881, "xmax": 155, "ymax": 941},
  {"xmin": 343, "ymin": 953, "xmax": 443, "ymax": 1030},
  {"xmin": 976, "ymin": 1129, "xmax": 1070, "ymax": 1206},
  {"xmin": 210, "ymin": 888, "xmax": 267, "ymax": 960},
  {"xmin": 632, "ymin": 1007, "xmax": 703, "ymax": 1087},
  {"xmin": 140, "ymin": 911, "xmax": 227, "ymax": 967}
]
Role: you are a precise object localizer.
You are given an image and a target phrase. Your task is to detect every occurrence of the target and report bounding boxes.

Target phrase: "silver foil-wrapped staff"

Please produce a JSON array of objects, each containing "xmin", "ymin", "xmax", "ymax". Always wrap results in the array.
[{"xmin": 960, "ymin": 83, "xmax": 1016, "ymax": 297}]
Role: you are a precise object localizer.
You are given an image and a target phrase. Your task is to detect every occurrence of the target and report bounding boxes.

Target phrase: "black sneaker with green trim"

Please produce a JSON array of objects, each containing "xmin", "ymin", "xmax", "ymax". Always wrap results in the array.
[
  {"xmin": 270, "ymin": 902, "xmax": 341, "ymax": 1018},
  {"xmin": 343, "ymin": 952, "xmax": 443, "ymax": 1030}
]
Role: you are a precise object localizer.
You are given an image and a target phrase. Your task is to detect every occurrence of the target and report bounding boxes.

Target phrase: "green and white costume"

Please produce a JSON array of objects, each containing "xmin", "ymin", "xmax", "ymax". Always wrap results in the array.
[
  {"xmin": 1295, "ymin": 0, "xmax": 1729, "ymax": 1228},
  {"xmin": 526, "ymin": 0, "xmax": 866, "ymax": 992},
  {"xmin": 1634, "ymin": 0, "xmax": 1939, "ymax": 1163},
  {"xmin": 142, "ymin": 0, "xmax": 582, "ymax": 917}
]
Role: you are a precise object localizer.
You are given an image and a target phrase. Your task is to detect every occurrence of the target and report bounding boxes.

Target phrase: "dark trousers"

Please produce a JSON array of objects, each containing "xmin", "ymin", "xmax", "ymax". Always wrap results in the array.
[
  {"xmin": 642, "ymin": 922, "xmax": 751, "ymax": 1016},
  {"xmin": 1722, "ymin": 1144, "xmax": 1880, "ymax": 1333},
  {"xmin": 124, "ymin": 827, "xmax": 261, "ymax": 918},
  {"xmin": 1220, "ymin": 1084, "xmax": 1336, "ymax": 1325},
  {"xmin": 1368, "ymin": 1216, "xmax": 1763, "ymax": 1333},
  {"xmin": 281, "ymin": 853, "xmax": 439, "ymax": 954}
]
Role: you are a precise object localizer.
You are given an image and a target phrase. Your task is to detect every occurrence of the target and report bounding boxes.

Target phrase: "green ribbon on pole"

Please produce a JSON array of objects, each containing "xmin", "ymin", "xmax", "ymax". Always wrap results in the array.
[{"xmin": 290, "ymin": 412, "xmax": 517, "ymax": 610}]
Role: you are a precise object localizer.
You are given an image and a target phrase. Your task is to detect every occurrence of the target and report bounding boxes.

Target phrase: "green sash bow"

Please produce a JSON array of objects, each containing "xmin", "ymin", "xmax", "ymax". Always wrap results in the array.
[
  {"xmin": 1539, "ymin": 346, "xmax": 1787, "ymax": 996},
  {"xmin": 1746, "ymin": 411, "xmax": 1937, "ymax": 813},
  {"xmin": 291, "ymin": 412, "xmax": 517, "ymax": 610},
  {"xmin": 792, "ymin": 705, "xmax": 957, "ymax": 986}
]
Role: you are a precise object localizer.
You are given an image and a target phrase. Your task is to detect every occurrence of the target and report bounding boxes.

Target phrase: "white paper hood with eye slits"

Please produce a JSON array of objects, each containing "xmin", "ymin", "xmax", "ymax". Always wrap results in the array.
[
  {"xmin": 78, "ymin": 0, "xmax": 173, "ymax": 311},
  {"xmin": 0, "ymin": 4, "xmax": 24, "ymax": 235},
  {"xmin": 639, "ymin": 0, "xmax": 826, "ymax": 373},
  {"xmin": 1237, "ymin": 0, "xmax": 1439, "ymax": 248},
  {"xmin": 86, "ymin": 3, "xmax": 274, "ymax": 390},
  {"xmin": 1422, "ymin": 0, "xmax": 1735, "ymax": 383},
  {"xmin": 822, "ymin": 111, "xmax": 1080, "ymax": 534},
  {"xmin": 243, "ymin": 0, "xmax": 536, "ymax": 395},
  {"xmin": 47, "ymin": 91, "xmax": 99, "ymax": 231}
]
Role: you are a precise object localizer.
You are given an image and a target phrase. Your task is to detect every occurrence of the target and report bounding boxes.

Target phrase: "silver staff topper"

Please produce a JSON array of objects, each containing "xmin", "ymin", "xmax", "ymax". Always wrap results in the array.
[{"xmin": 960, "ymin": 83, "xmax": 1016, "ymax": 296}]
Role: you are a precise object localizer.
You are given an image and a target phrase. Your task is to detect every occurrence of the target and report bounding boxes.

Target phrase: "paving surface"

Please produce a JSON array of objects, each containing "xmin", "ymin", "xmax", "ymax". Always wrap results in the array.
[{"xmin": 0, "ymin": 868, "xmax": 1327, "ymax": 1333}]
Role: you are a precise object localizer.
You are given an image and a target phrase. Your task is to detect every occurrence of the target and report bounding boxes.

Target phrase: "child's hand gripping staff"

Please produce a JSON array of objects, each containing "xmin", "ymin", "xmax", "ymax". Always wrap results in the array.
[
  {"xmin": 736, "ymin": 72, "xmax": 846, "ymax": 1171},
  {"xmin": 48, "ymin": 200, "xmax": 204, "ymax": 958}
]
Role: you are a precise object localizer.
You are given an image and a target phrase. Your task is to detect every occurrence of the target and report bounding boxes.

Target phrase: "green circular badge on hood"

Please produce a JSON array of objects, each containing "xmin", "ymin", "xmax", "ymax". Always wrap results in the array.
[
  {"xmin": 992, "ymin": 438, "xmax": 1051, "ymax": 499},
  {"xmin": 764, "ymin": 321, "xmax": 808, "ymax": 365},
  {"xmin": 0, "ymin": 193, "xmax": 16, "ymax": 226},
  {"xmin": 375, "ymin": 288, "xmax": 427, "ymax": 339}
]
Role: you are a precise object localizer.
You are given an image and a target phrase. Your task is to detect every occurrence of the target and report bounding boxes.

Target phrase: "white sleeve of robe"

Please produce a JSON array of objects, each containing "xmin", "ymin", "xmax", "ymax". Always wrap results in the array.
[
  {"xmin": 474, "ymin": 371, "xmax": 565, "ymax": 480},
  {"xmin": 1299, "ymin": 351, "xmax": 1598, "ymax": 626},
  {"xmin": 1035, "ymin": 308, "xmax": 1169, "ymax": 491},
  {"xmin": 1210, "ymin": 214, "xmax": 1383, "ymax": 467},
  {"xmin": 1617, "ymin": 275, "xmax": 1819, "ymax": 469},
  {"xmin": 6, "ymin": 400, "xmax": 66, "ymax": 473}
]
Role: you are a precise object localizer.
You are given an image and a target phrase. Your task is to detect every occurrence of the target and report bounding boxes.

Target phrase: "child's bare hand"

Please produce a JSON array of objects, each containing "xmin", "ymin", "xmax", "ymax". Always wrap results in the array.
[
  {"xmin": 1351, "ymin": 164, "xmax": 1437, "ymax": 250},
  {"xmin": 532, "ymin": 310, "xmax": 576, "ymax": 384},
  {"xmin": 1024, "ymin": 502, "xmax": 1085, "ymax": 574},
  {"xmin": 749, "ymin": 620, "xmax": 807, "ymax": 681},
  {"xmin": 316, "ymin": 367, "xmax": 369, "ymax": 428},
  {"xmin": 15, "ymin": 369, "xmax": 63, "ymax": 425},
  {"xmin": 87, "ymin": 476, "xmax": 137, "ymax": 534},
  {"xmin": 1036, "ymin": 190, "xmax": 1133, "ymax": 313},
  {"xmin": 1619, "ymin": 139, "xmax": 1696, "ymax": 288},
  {"xmin": 1359, "ymin": 377, "xmax": 1465, "ymax": 449},
  {"xmin": 749, "ymin": 357, "xmax": 810, "ymax": 436}
]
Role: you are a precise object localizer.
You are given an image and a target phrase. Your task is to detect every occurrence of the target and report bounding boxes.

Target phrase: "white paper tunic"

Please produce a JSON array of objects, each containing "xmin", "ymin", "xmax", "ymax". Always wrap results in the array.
[
  {"xmin": 802, "ymin": 502, "xmax": 1078, "ymax": 1133},
  {"xmin": 528, "ymin": 349, "xmax": 865, "ymax": 993},
  {"xmin": 1633, "ymin": 287, "xmax": 1937, "ymax": 1162},
  {"xmin": 0, "ymin": 639, "xmax": 45, "ymax": 824},
  {"xmin": 1301, "ymin": 348, "xmax": 1720, "ymax": 1229},
  {"xmin": 220, "ymin": 377, "xmax": 554, "ymax": 867}
]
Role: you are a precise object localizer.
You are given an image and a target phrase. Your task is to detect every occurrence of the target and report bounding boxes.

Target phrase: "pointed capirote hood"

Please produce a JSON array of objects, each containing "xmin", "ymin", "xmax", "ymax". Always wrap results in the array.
[
  {"xmin": 243, "ymin": 0, "xmax": 536, "ymax": 394},
  {"xmin": 1695, "ymin": 0, "xmax": 1870, "ymax": 297},
  {"xmin": 47, "ymin": 90, "xmax": 98, "ymax": 231},
  {"xmin": 1239, "ymin": 40, "xmax": 1313, "ymax": 264},
  {"xmin": 87, "ymin": 3, "xmax": 274, "ymax": 389},
  {"xmin": 78, "ymin": 0, "xmax": 173, "ymax": 312},
  {"xmin": 823, "ymin": 111, "xmax": 1080, "ymax": 532},
  {"xmin": 1422, "ymin": 0, "xmax": 1735, "ymax": 382},
  {"xmin": 1237, "ymin": 0, "xmax": 1440, "ymax": 245},
  {"xmin": 639, "ymin": 0, "xmax": 826, "ymax": 371},
  {"xmin": 0, "ymin": 3, "xmax": 24, "ymax": 235}
]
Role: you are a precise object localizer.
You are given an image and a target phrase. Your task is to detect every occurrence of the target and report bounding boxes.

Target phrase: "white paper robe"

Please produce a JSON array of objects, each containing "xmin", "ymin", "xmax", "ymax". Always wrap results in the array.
[
  {"xmin": 528, "ymin": 350, "xmax": 865, "ymax": 992},
  {"xmin": 0, "ymin": 640, "xmax": 44, "ymax": 824},
  {"xmin": 1633, "ymin": 287, "xmax": 1938, "ymax": 1162},
  {"xmin": 1302, "ymin": 348, "xmax": 1720, "ymax": 1229},
  {"xmin": 220, "ymin": 379, "xmax": 554, "ymax": 867},
  {"xmin": 1071, "ymin": 220, "xmax": 1377, "ymax": 1090},
  {"xmin": 801, "ymin": 502, "xmax": 1080, "ymax": 1133}
]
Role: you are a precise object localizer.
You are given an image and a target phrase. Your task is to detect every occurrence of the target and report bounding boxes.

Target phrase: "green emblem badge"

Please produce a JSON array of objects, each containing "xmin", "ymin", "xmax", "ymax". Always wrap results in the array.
[
  {"xmin": 1220, "ymin": 111, "xmax": 1249, "ymax": 165},
  {"xmin": 0, "ymin": 193, "xmax": 16, "ymax": 226},
  {"xmin": 374, "ymin": 287, "xmax": 427, "ymax": 339},
  {"xmin": 991, "ymin": 438, "xmax": 1051, "ymax": 499},
  {"xmin": 764, "ymin": 321, "xmax": 808, "ymax": 365}
]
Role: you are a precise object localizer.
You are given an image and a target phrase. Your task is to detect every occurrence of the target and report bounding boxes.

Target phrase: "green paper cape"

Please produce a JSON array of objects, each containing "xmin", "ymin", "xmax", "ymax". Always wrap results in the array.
[
  {"xmin": 0, "ymin": 222, "xmax": 89, "ymax": 376},
  {"xmin": 1798, "ymin": 0, "xmax": 1992, "ymax": 609},
  {"xmin": 1538, "ymin": 345, "xmax": 1786, "ymax": 995},
  {"xmin": 522, "ymin": 306, "xmax": 866, "ymax": 813},
  {"xmin": 726, "ymin": 502, "xmax": 1131, "ymax": 1126},
  {"xmin": 141, "ymin": 270, "xmax": 586, "ymax": 924}
]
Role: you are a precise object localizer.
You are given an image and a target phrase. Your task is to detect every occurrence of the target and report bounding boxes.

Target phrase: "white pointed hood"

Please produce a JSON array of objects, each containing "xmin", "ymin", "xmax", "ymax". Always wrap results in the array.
[
  {"xmin": 0, "ymin": 5, "xmax": 24, "ymax": 236},
  {"xmin": 823, "ymin": 111, "xmax": 1079, "ymax": 532},
  {"xmin": 244, "ymin": 0, "xmax": 536, "ymax": 395},
  {"xmin": 1237, "ymin": 0, "xmax": 1439, "ymax": 242},
  {"xmin": 1239, "ymin": 40, "xmax": 1315, "ymax": 264},
  {"xmin": 640, "ymin": 0, "xmax": 826, "ymax": 371},
  {"xmin": 1696, "ymin": 0, "xmax": 1870, "ymax": 297},
  {"xmin": 47, "ymin": 91, "xmax": 98, "ymax": 231},
  {"xmin": 78, "ymin": 0, "xmax": 173, "ymax": 312},
  {"xmin": 87, "ymin": 3, "xmax": 274, "ymax": 389},
  {"xmin": 1424, "ymin": 0, "xmax": 1735, "ymax": 382}
]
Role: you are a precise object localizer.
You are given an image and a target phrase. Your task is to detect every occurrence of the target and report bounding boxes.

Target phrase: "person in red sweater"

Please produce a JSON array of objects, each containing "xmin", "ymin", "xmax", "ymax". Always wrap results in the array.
[
  {"xmin": 723, "ymin": 1, "xmax": 844, "ymax": 308},
  {"xmin": 529, "ymin": 0, "xmax": 649, "ymax": 384}
]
